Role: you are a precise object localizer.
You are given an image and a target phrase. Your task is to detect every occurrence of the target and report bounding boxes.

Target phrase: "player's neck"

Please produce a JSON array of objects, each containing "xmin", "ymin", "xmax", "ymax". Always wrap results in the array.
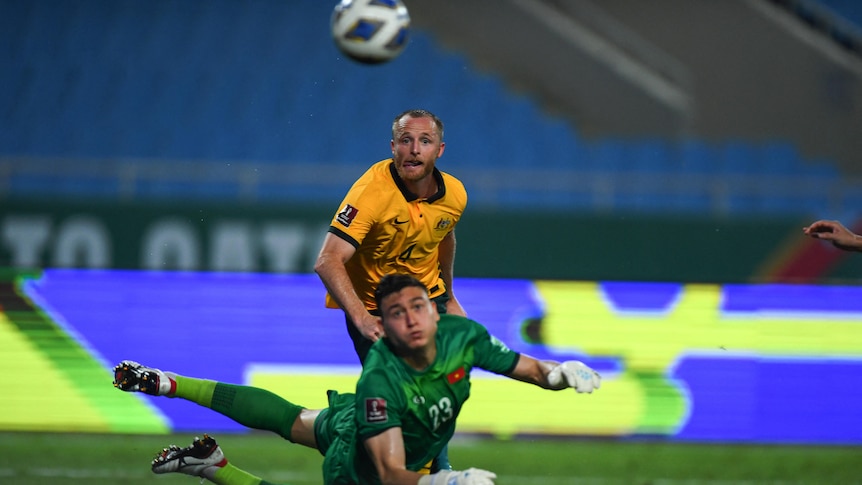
[
  {"xmin": 400, "ymin": 345, "xmax": 436, "ymax": 371},
  {"xmin": 404, "ymin": 177, "xmax": 438, "ymax": 200}
]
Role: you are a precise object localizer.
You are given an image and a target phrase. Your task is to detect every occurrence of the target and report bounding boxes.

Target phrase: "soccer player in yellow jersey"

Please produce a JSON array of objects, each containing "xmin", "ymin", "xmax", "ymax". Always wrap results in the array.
[
  {"xmin": 315, "ymin": 109, "xmax": 467, "ymax": 472},
  {"xmin": 315, "ymin": 109, "xmax": 468, "ymax": 363}
]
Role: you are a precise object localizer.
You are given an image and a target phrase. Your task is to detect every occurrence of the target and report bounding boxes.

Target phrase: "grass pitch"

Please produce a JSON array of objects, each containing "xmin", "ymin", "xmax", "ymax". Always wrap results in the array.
[{"xmin": 0, "ymin": 431, "xmax": 859, "ymax": 484}]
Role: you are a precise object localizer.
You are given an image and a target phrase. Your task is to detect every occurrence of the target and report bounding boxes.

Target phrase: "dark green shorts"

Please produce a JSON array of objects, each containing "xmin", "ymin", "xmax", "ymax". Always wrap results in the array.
[{"xmin": 315, "ymin": 390, "xmax": 378, "ymax": 484}]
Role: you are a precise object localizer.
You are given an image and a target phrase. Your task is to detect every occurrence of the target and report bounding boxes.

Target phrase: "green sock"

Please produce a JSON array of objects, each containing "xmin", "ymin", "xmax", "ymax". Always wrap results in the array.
[
  {"xmin": 210, "ymin": 462, "xmax": 263, "ymax": 485},
  {"xmin": 172, "ymin": 375, "xmax": 217, "ymax": 406},
  {"xmin": 209, "ymin": 383, "xmax": 302, "ymax": 440},
  {"xmin": 172, "ymin": 377, "xmax": 302, "ymax": 441}
]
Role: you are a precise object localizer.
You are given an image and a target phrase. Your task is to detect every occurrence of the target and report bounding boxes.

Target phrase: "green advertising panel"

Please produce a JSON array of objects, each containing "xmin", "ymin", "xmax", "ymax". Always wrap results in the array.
[{"xmin": 2, "ymin": 198, "xmax": 858, "ymax": 283}]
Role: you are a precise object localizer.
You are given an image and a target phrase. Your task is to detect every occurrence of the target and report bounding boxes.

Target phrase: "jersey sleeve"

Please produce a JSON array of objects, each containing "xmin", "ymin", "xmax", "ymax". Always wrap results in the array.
[
  {"xmin": 443, "ymin": 172, "xmax": 468, "ymax": 214},
  {"xmin": 354, "ymin": 365, "xmax": 406, "ymax": 441},
  {"xmin": 328, "ymin": 173, "xmax": 382, "ymax": 248},
  {"xmin": 469, "ymin": 320, "xmax": 520, "ymax": 375}
]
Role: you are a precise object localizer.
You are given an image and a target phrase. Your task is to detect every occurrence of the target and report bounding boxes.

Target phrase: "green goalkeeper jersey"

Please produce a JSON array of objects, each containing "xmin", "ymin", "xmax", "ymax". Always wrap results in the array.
[
  {"xmin": 317, "ymin": 314, "xmax": 519, "ymax": 484},
  {"xmin": 367, "ymin": 315, "xmax": 519, "ymax": 474}
]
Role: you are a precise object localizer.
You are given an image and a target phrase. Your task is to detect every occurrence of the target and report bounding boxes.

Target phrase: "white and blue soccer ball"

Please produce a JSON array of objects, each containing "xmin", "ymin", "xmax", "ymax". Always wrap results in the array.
[{"xmin": 330, "ymin": 0, "xmax": 410, "ymax": 64}]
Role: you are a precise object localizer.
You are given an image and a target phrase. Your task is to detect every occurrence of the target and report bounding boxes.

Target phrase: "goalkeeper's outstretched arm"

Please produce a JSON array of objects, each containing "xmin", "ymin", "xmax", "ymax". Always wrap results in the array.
[
  {"xmin": 364, "ymin": 427, "xmax": 497, "ymax": 485},
  {"xmin": 506, "ymin": 354, "xmax": 602, "ymax": 394}
]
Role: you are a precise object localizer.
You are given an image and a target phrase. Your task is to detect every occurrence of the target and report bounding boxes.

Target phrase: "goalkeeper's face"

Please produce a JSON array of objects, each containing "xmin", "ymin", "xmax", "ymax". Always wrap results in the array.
[{"xmin": 379, "ymin": 285, "xmax": 440, "ymax": 353}]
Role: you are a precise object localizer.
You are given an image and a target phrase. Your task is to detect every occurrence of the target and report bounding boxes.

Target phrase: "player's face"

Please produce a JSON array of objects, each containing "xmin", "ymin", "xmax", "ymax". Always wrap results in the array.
[
  {"xmin": 390, "ymin": 116, "xmax": 445, "ymax": 184},
  {"xmin": 380, "ymin": 286, "xmax": 439, "ymax": 352}
]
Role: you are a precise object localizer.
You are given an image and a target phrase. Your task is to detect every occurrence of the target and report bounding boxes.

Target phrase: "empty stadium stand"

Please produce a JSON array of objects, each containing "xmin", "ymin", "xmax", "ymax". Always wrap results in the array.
[{"xmin": 1, "ymin": 0, "xmax": 859, "ymax": 216}]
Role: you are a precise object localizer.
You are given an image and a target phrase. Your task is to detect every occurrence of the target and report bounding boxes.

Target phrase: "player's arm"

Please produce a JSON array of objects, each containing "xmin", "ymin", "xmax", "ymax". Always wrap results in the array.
[
  {"xmin": 438, "ymin": 230, "xmax": 466, "ymax": 316},
  {"xmin": 803, "ymin": 219, "xmax": 862, "ymax": 252},
  {"xmin": 314, "ymin": 232, "xmax": 383, "ymax": 341},
  {"xmin": 363, "ymin": 427, "xmax": 424, "ymax": 485},
  {"xmin": 364, "ymin": 427, "xmax": 497, "ymax": 485},
  {"xmin": 506, "ymin": 354, "xmax": 601, "ymax": 394}
]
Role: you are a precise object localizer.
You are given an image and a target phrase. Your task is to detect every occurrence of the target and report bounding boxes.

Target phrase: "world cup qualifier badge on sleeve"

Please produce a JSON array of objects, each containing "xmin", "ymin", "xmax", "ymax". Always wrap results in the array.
[
  {"xmin": 365, "ymin": 398, "xmax": 388, "ymax": 423},
  {"xmin": 337, "ymin": 204, "xmax": 359, "ymax": 228}
]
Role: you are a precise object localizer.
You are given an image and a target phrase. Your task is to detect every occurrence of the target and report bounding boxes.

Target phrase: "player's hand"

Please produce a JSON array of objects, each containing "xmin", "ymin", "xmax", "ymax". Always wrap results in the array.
[
  {"xmin": 357, "ymin": 312, "xmax": 384, "ymax": 342},
  {"xmin": 548, "ymin": 360, "xmax": 601, "ymax": 393},
  {"xmin": 417, "ymin": 467, "xmax": 497, "ymax": 485},
  {"xmin": 803, "ymin": 220, "xmax": 862, "ymax": 251}
]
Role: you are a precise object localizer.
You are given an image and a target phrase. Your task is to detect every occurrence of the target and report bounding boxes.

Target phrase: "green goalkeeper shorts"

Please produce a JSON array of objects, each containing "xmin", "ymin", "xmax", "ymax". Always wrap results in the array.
[{"xmin": 316, "ymin": 390, "xmax": 379, "ymax": 484}]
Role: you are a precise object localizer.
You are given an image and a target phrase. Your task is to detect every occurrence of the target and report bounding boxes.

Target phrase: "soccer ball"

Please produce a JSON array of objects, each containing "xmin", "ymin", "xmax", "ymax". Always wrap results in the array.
[{"xmin": 330, "ymin": 0, "xmax": 410, "ymax": 65}]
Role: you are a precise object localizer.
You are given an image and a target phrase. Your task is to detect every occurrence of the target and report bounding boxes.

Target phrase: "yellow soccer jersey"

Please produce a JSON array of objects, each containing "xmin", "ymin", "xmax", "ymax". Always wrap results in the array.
[{"xmin": 326, "ymin": 159, "xmax": 467, "ymax": 310}]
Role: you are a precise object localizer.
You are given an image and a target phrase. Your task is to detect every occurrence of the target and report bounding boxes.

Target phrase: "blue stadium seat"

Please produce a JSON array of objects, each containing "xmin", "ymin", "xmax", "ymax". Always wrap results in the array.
[
  {"xmin": 536, "ymin": 117, "xmax": 582, "ymax": 170},
  {"xmin": 627, "ymin": 138, "xmax": 677, "ymax": 173},
  {"xmin": 815, "ymin": 0, "xmax": 862, "ymax": 30},
  {"xmin": 586, "ymin": 138, "xmax": 627, "ymax": 173},
  {"xmin": 759, "ymin": 141, "xmax": 799, "ymax": 175},
  {"xmin": 718, "ymin": 141, "xmax": 760, "ymax": 176},
  {"xmin": 803, "ymin": 160, "xmax": 840, "ymax": 180},
  {"xmin": 677, "ymin": 140, "xmax": 716, "ymax": 175}
]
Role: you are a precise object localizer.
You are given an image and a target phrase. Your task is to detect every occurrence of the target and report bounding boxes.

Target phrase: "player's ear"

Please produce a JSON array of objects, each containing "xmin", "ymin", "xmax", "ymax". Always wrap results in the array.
[
  {"xmin": 436, "ymin": 141, "xmax": 445, "ymax": 158},
  {"xmin": 429, "ymin": 300, "xmax": 440, "ymax": 321}
]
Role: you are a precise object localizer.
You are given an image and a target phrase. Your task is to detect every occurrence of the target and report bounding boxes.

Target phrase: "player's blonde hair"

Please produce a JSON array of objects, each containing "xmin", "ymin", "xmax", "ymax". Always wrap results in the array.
[{"xmin": 392, "ymin": 109, "xmax": 444, "ymax": 141}]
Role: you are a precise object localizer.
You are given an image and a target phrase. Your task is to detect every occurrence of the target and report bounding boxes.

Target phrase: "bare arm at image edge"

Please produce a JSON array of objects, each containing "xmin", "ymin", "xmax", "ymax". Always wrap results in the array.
[{"xmin": 803, "ymin": 219, "xmax": 862, "ymax": 252}]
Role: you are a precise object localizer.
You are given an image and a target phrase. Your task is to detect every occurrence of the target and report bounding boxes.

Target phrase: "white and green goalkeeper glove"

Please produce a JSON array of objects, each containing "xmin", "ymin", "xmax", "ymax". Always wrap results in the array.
[
  {"xmin": 547, "ymin": 360, "xmax": 601, "ymax": 393},
  {"xmin": 417, "ymin": 467, "xmax": 497, "ymax": 485}
]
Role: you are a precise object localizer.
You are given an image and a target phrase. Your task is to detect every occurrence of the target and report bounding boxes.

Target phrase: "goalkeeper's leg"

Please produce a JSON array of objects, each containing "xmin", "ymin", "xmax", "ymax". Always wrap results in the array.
[
  {"xmin": 175, "ymin": 376, "xmax": 306, "ymax": 443},
  {"xmin": 151, "ymin": 434, "xmax": 286, "ymax": 485},
  {"xmin": 113, "ymin": 361, "xmax": 307, "ymax": 444}
]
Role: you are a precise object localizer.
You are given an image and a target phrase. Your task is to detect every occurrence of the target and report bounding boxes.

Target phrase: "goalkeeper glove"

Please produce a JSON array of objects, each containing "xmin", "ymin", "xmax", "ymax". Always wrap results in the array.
[
  {"xmin": 547, "ymin": 360, "xmax": 601, "ymax": 393},
  {"xmin": 417, "ymin": 467, "xmax": 497, "ymax": 485}
]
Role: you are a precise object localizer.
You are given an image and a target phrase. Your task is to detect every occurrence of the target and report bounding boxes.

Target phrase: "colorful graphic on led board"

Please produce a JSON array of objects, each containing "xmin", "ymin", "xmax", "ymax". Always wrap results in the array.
[{"xmin": 5, "ymin": 270, "xmax": 862, "ymax": 443}]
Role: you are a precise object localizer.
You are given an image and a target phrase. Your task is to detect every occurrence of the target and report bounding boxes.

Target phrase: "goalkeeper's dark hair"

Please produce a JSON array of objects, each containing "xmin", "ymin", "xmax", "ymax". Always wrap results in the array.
[
  {"xmin": 392, "ymin": 109, "xmax": 444, "ymax": 141},
  {"xmin": 374, "ymin": 273, "xmax": 429, "ymax": 309}
]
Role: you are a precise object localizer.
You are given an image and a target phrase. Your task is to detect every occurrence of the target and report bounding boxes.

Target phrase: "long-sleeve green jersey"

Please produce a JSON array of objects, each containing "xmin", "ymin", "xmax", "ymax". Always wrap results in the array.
[{"xmin": 316, "ymin": 314, "xmax": 520, "ymax": 484}]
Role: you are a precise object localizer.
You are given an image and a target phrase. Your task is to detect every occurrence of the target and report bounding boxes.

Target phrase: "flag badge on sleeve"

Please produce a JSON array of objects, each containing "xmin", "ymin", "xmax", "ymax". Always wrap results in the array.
[{"xmin": 447, "ymin": 366, "xmax": 465, "ymax": 384}]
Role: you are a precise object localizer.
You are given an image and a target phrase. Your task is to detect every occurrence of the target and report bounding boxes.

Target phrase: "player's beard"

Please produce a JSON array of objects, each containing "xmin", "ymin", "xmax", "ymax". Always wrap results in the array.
[{"xmin": 395, "ymin": 158, "xmax": 435, "ymax": 184}]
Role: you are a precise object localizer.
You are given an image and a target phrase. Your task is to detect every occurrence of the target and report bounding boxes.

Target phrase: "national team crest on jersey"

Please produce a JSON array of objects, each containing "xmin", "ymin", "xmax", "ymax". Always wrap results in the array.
[
  {"xmin": 336, "ymin": 204, "xmax": 359, "ymax": 227},
  {"xmin": 434, "ymin": 217, "xmax": 453, "ymax": 231},
  {"xmin": 365, "ymin": 398, "xmax": 388, "ymax": 423}
]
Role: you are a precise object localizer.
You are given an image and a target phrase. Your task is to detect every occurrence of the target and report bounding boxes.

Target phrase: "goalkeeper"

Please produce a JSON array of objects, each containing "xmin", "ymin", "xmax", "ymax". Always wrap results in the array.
[{"xmin": 114, "ymin": 273, "xmax": 601, "ymax": 485}]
